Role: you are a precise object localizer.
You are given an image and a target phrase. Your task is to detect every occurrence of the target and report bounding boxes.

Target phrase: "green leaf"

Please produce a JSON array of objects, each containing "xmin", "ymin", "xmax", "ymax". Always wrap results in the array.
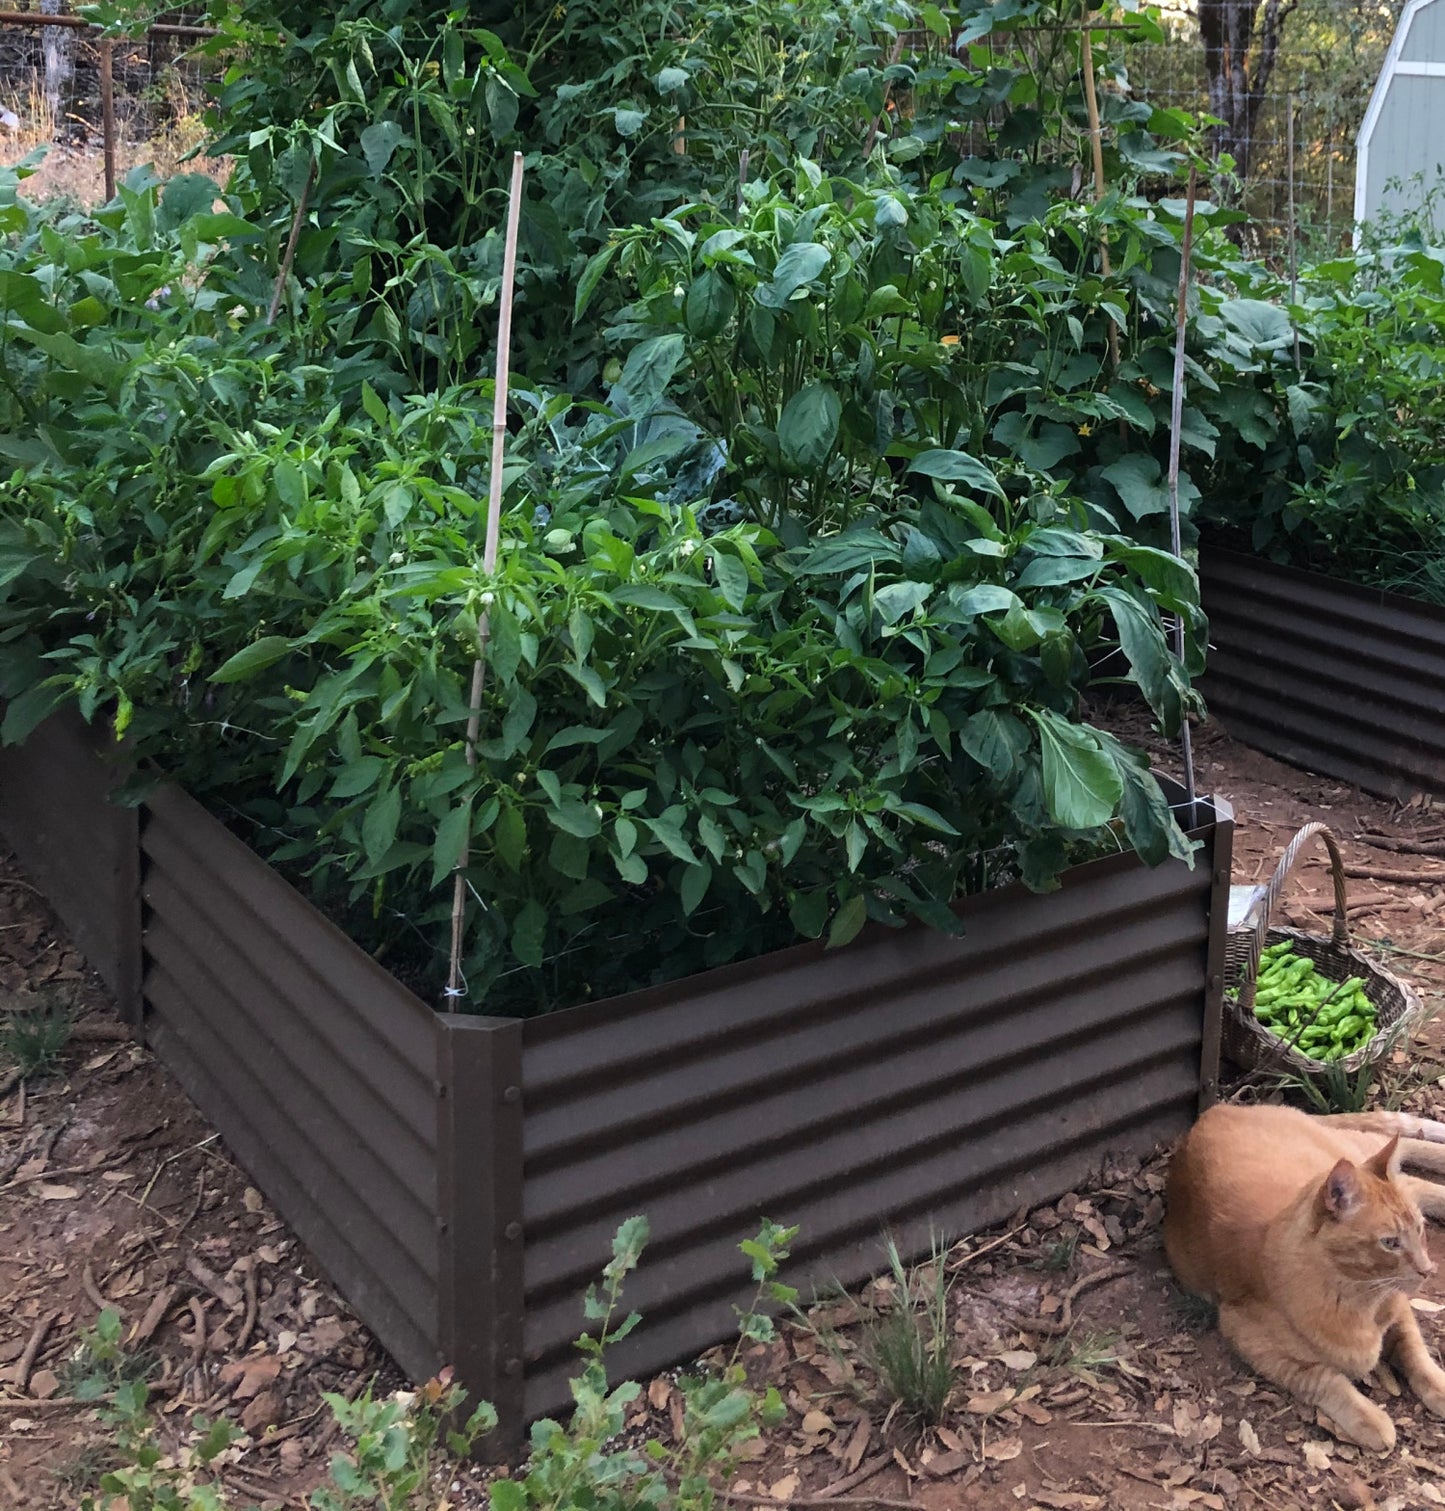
[
  {"xmin": 488, "ymin": 1480, "xmax": 526, "ymax": 1511},
  {"xmin": 907, "ymin": 448, "xmax": 1005, "ymax": 500},
  {"xmin": 1219, "ymin": 297, "xmax": 1295, "ymax": 351},
  {"xmin": 362, "ymin": 784, "xmax": 402, "ymax": 865},
  {"xmin": 1100, "ymin": 454, "xmax": 1171, "ymax": 520},
  {"xmin": 789, "ymin": 888, "xmax": 829, "ymax": 938},
  {"xmin": 711, "ymin": 551, "xmax": 749, "ymax": 611},
  {"xmin": 685, "ymin": 268, "xmax": 735, "ymax": 340},
  {"xmin": 431, "ymin": 801, "xmax": 472, "ymax": 887},
  {"xmin": 612, "ymin": 106, "xmax": 646, "ymax": 136},
  {"xmin": 645, "ymin": 814, "xmax": 699, "ymax": 864},
  {"xmin": 758, "ymin": 242, "xmax": 831, "ymax": 307},
  {"xmin": 826, "ymin": 894, "xmax": 868, "ymax": 950},
  {"xmin": 575, "ymin": 240, "xmax": 621, "ymax": 322},
  {"xmin": 501, "ymin": 687, "xmax": 537, "ymax": 758},
  {"xmin": 560, "ymin": 878, "xmax": 613, "ymax": 915},
  {"xmin": 680, "ymin": 860, "xmax": 711, "ymax": 916},
  {"xmin": 209, "ymin": 636, "xmax": 292, "ymax": 683},
  {"xmin": 960, "ymin": 709, "xmax": 1024, "ymax": 782},
  {"xmin": 1030, "ymin": 711, "xmax": 1122, "ymax": 829},
  {"xmin": 0, "ymin": 681, "xmax": 69, "ymax": 746},
  {"xmin": 330, "ymin": 756, "xmax": 386, "ymax": 799},
  {"xmin": 778, "ymin": 383, "xmax": 841, "ymax": 473},
  {"xmin": 511, "ymin": 899, "xmax": 547, "ymax": 967},
  {"xmin": 614, "ymin": 333, "xmax": 684, "ymax": 416},
  {"xmin": 495, "ymin": 805, "xmax": 527, "ymax": 871},
  {"xmin": 360, "ymin": 120, "xmax": 406, "ymax": 177}
]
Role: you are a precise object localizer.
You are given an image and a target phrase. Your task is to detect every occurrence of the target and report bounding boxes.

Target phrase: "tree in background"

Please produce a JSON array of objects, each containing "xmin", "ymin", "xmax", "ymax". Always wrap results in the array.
[{"xmin": 1199, "ymin": 0, "xmax": 1297, "ymax": 175}]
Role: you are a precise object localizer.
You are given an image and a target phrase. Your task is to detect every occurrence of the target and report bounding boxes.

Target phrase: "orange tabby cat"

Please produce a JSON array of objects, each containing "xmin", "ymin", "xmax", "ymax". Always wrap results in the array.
[{"xmin": 1165, "ymin": 1103, "xmax": 1445, "ymax": 1452}]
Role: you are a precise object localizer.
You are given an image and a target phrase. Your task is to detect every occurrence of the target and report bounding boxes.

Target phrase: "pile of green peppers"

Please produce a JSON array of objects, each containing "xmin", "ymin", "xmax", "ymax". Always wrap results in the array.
[{"xmin": 1249, "ymin": 941, "xmax": 1378, "ymax": 1060}]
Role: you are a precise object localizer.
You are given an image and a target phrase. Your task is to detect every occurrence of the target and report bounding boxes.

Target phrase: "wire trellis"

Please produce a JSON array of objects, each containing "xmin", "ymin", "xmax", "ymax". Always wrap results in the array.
[{"xmin": 1128, "ymin": 0, "xmax": 1408, "ymax": 258}]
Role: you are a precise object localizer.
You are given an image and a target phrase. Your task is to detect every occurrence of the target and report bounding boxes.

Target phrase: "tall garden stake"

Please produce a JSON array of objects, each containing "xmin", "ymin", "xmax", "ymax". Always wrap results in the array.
[
  {"xmin": 447, "ymin": 150, "xmax": 526, "ymax": 1002},
  {"xmin": 1080, "ymin": 20, "xmax": 1119, "ymax": 375},
  {"xmin": 1167, "ymin": 164, "xmax": 1199, "ymax": 810}
]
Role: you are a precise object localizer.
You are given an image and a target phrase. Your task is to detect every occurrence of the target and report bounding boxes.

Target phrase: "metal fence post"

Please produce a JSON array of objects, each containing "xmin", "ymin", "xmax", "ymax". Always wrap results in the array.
[
  {"xmin": 1198, "ymin": 797, "xmax": 1236, "ymax": 1112},
  {"xmin": 435, "ymin": 1012, "xmax": 527, "ymax": 1455}
]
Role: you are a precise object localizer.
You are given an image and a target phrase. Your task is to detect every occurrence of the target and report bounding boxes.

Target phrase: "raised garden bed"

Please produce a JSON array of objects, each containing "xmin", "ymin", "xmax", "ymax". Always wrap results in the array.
[
  {"xmin": 1199, "ymin": 546, "xmax": 1445, "ymax": 802},
  {"xmin": 0, "ymin": 711, "xmax": 1233, "ymax": 1444}
]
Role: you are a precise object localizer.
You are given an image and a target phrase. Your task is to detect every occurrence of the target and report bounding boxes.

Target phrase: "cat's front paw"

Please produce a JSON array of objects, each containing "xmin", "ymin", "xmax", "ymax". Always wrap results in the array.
[
  {"xmin": 1408, "ymin": 1372, "xmax": 1445, "ymax": 1418},
  {"xmin": 1328, "ymin": 1400, "xmax": 1396, "ymax": 1454}
]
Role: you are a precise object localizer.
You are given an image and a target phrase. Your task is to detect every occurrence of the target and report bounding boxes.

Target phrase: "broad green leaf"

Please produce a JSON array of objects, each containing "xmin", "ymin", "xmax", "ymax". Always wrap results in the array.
[
  {"xmin": 1219, "ymin": 298, "xmax": 1294, "ymax": 351},
  {"xmin": 209, "ymin": 636, "xmax": 292, "ymax": 683},
  {"xmin": 362, "ymin": 784, "xmax": 402, "ymax": 865},
  {"xmin": 1030, "ymin": 711, "xmax": 1122, "ymax": 829},
  {"xmin": 758, "ymin": 242, "xmax": 831, "ymax": 307},
  {"xmin": 360, "ymin": 120, "xmax": 406, "ymax": 177},
  {"xmin": 431, "ymin": 801, "xmax": 472, "ymax": 887},
  {"xmin": 614, "ymin": 333, "xmax": 684, "ymax": 416},
  {"xmin": 494, "ymin": 805, "xmax": 527, "ymax": 871},
  {"xmin": 680, "ymin": 860, "xmax": 711, "ymax": 916},
  {"xmin": 685, "ymin": 268, "xmax": 735, "ymax": 339},
  {"xmin": 778, "ymin": 383, "xmax": 841, "ymax": 473},
  {"xmin": 907, "ymin": 449, "xmax": 1005, "ymax": 499},
  {"xmin": 0, "ymin": 680, "xmax": 69, "ymax": 746},
  {"xmin": 575, "ymin": 240, "xmax": 621, "ymax": 322},
  {"xmin": 330, "ymin": 756, "xmax": 385, "ymax": 799},
  {"xmin": 511, "ymin": 899, "xmax": 547, "ymax": 966},
  {"xmin": 826, "ymin": 894, "xmax": 868, "ymax": 950}
]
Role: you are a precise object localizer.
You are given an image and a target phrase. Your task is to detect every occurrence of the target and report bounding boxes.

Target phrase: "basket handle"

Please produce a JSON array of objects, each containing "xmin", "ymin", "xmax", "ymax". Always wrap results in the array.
[{"xmin": 1251, "ymin": 821, "xmax": 1354, "ymax": 973}]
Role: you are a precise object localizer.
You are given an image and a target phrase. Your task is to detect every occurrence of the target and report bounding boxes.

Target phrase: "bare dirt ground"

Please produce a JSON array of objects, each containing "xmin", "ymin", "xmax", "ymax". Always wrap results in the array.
[{"xmin": 6, "ymin": 717, "xmax": 1445, "ymax": 1509}]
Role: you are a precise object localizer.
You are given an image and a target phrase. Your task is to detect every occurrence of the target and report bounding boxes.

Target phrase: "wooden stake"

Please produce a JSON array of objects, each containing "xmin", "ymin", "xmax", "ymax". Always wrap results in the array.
[
  {"xmin": 446, "ymin": 150, "xmax": 525, "ymax": 1004},
  {"xmin": 1166, "ymin": 164, "xmax": 1199, "ymax": 811},
  {"xmin": 1286, "ymin": 94, "xmax": 1302, "ymax": 370},
  {"xmin": 1079, "ymin": 19, "xmax": 1119, "ymax": 374},
  {"xmin": 267, "ymin": 155, "xmax": 317, "ymax": 325},
  {"xmin": 99, "ymin": 37, "xmax": 115, "ymax": 202}
]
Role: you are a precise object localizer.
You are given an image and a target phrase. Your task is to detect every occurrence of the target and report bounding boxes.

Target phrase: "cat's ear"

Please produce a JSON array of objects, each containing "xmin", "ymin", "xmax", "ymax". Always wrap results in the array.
[
  {"xmin": 1322, "ymin": 1158, "xmax": 1363, "ymax": 1218},
  {"xmin": 1365, "ymin": 1134, "xmax": 1402, "ymax": 1181}
]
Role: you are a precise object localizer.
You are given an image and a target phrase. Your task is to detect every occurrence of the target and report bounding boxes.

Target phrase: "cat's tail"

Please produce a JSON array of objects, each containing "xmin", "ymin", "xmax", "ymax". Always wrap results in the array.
[{"xmin": 1319, "ymin": 1110, "xmax": 1445, "ymax": 1144}]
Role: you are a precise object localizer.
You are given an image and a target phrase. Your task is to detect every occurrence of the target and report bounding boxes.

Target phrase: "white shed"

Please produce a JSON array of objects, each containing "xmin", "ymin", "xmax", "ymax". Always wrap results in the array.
[{"xmin": 1355, "ymin": 0, "xmax": 1445, "ymax": 237}]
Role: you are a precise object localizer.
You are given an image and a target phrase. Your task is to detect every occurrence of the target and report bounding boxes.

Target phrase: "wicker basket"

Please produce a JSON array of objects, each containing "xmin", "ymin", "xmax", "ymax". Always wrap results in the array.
[{"xmin": 1221, "ymin": 821, "xmax": 1423, "ymax": 1078}]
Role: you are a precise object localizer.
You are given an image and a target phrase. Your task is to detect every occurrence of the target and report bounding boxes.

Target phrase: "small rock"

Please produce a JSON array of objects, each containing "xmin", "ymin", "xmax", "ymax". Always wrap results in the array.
[{"xmin": 29, "ymin": 1369, "xmax": 59, "ymax": 1400}]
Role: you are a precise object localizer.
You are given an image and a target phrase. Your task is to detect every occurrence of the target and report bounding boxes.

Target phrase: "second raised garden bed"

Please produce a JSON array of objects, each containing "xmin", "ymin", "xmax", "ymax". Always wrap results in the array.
[
  {"xmin": 0, "ymin": 712, "xmax": 1234, "ymax": 1443},
  {"xmin": 1200, "ymin": 545, "xmax": 1445, "ymax": 801}
]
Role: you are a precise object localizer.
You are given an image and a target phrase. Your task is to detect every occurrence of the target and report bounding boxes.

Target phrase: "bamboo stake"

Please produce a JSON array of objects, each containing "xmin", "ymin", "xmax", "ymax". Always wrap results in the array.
[
  {"xmin": 446, "ymin": 150, "xmax": 525, "ymax": 1003},
  {"xmin": 1079, "ymin": 18, "xmax": 1119, "ymax": 374},
  {"xmin": 1166, "ymin": 164, "xmax": 1199, "ymax": 812}
]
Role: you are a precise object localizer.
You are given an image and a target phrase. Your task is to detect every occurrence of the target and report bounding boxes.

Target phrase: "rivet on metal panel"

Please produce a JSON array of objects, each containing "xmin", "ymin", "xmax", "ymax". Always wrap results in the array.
[
  {"xmin": 504, "ymin": 1221, "xmax": 523, "ymax": 1241},
  {"xmin": 503, "ymin": 1085, "xmax": 521, "ymax": 1103}
]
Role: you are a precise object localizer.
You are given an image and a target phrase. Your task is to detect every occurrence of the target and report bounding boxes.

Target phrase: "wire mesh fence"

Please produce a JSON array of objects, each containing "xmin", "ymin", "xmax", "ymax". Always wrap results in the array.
[
  {"xmin": 0, "ymin": 0, "xmax": 1415, "ymax": 248},
  {"xmin": 0, "ymin": 1, "xmax": 215, "ymax": 201},
  {"xmin": 1130, "ymin": 0, "xmax": 1407, "ymax": 257}
]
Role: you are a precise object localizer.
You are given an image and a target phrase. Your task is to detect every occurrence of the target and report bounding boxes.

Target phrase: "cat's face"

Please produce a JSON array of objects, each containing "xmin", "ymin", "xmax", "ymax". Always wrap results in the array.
[{"xmin": 1318, "ymin": 1135, "xmax": 1436, "ymax": 1293}]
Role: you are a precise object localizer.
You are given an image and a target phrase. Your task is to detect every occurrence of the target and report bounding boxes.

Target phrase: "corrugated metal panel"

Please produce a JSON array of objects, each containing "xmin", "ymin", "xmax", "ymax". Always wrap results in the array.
[
  {"xmin": 140, "ymin": 784, "xmax": 445, "ymax": 1385},
  {"xmin": 517, "ymin": 803, "xmax": 1230, "ymax": 1419},
  {"xmin": 1200, "ymin": 548, "xmax": 1445, "ymax": 799},
  {"xmin": 0, "ymin": 710, "xmax": 140, "ymax": 1016}
]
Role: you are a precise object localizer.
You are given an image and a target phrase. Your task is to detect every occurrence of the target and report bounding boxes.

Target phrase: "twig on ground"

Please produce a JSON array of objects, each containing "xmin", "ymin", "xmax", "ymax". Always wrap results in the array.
[
  {"xmin": 9, "ymin": 1310, "xmax": 58, "ymax": 1393},
  {"xmin": 1008, "ymin": 1264, "xmax": 1129, "ymax": 1338},
  {"xmin": 946, "ymin": 1222, "xmax": 1028, "ymax": 1273}
]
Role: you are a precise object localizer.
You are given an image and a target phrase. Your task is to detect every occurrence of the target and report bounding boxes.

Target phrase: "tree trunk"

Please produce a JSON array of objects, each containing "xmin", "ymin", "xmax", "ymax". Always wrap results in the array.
[{"xmin": 1197, "ymin": 0, "xmax": 1298, "ymax": 183}]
